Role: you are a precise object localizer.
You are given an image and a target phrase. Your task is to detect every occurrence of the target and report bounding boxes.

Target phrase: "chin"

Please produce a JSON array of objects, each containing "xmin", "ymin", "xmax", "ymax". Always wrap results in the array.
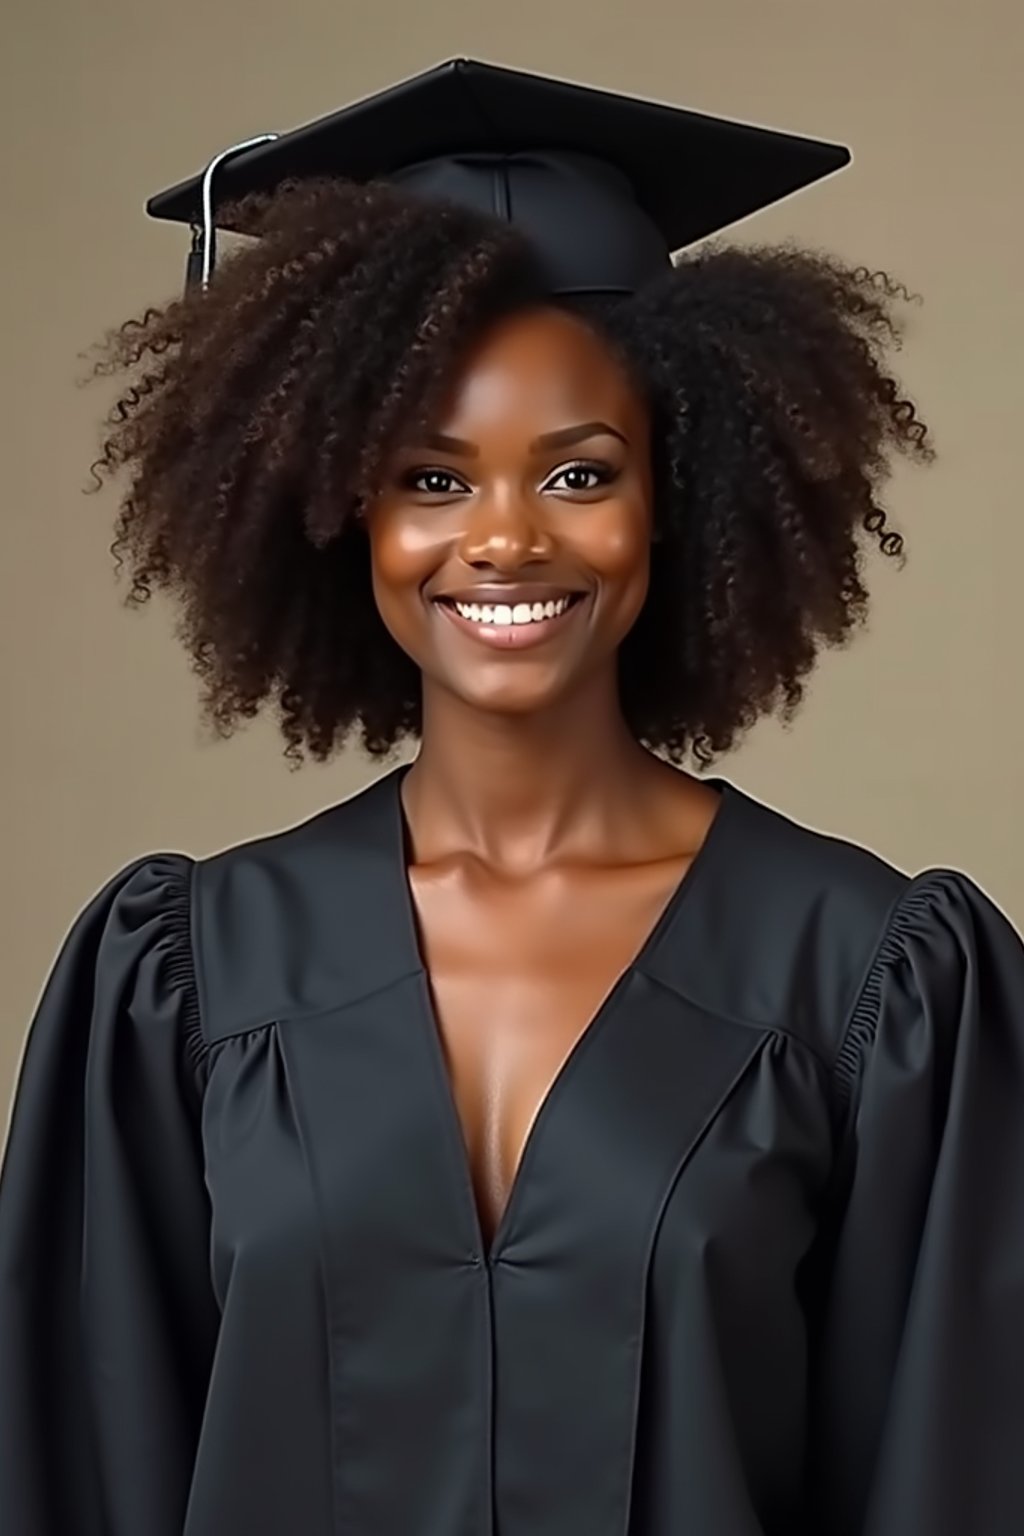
[{"xmin": 440, "ymin": 675, "xmax": 574, "ymax": 718}]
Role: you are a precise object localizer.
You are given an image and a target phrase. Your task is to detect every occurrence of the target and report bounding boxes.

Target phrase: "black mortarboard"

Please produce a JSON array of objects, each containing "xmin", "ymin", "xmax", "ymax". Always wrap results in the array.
[{"xmin": 146, "ymin": 57, "xmax": 851, "ymax": 299}]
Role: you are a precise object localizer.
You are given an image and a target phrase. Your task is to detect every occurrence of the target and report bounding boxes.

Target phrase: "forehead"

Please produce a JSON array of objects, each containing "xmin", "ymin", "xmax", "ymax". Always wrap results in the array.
[{"xmin": 435, "ymin": 305, "xmax": 642, "ymax": 432}]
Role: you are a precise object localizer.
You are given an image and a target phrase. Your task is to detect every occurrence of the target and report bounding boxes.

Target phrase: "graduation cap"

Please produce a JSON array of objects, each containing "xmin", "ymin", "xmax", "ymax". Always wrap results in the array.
[{"xmin": 146, "ymin": 57, "xmax": 851, "ymax": 299}]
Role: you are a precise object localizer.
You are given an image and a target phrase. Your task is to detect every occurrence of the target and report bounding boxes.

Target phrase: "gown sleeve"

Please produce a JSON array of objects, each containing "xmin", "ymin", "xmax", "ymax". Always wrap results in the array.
[
  {"xmin": 808, "ymin": 867, "xmax": 1024, "ymax": 1536},
  {"xmin": 0, "ymin": 854, "xmax": 221, "ymax": 1536}
]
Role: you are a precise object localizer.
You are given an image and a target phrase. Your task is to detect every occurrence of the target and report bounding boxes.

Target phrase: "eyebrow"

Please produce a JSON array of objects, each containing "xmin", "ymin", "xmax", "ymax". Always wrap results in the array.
[{"xmin": 413, "ymin": 420, "xmax": 629, "ymax": 458}]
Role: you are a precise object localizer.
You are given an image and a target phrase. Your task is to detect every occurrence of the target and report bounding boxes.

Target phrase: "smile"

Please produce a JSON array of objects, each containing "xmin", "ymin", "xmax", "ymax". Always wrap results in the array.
[{"xmin": 433, "ymin": 592, "xmax": 587, "ymax": 650}]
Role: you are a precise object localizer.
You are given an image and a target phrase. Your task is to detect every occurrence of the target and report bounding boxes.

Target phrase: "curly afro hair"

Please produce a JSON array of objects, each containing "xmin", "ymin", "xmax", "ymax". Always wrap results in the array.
[{"xmin": 82, "ymin": 175, "xmax": 934, "ymax": 768}]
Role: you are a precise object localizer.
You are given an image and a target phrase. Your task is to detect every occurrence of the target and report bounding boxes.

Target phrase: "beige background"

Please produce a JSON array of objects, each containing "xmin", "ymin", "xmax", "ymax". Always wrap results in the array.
[{"xmin": 2, "ymin": 0, "xmax": 1021, "ymax": 1126}]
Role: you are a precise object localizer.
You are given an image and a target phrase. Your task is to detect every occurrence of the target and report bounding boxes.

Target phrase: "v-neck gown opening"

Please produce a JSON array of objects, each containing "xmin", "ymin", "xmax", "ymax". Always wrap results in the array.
[{"xmin": 389, "ymin": 762, "xmax": 732, "ymax": 1266}]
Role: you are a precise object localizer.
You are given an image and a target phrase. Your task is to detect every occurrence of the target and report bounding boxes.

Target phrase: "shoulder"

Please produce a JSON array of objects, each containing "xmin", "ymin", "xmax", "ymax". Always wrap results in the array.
[
  {"xmin": 648, "ymin": 779, "xmax": 912, "ymax": 1067},
  {"xmin": 19, "ymin": 850, "xmax": 204, "ymax": 1098},
  {"xmin": 192, "ymin": 767, "xmax": 390, "ymax": 926},
  {"xmin": 79, "ymin": 851, "xmax": 198, "ymax": 1008},
  {"xmin": 73, "ymin": 848, "xmax": 196, "ymax": 946},
  {"xmin": 674, "ymin": 779, "xmax": 1024, "ymax": 1088},
  {"xmin": 189, "ymin": 768, "xmax": 405, "ymax": 1041},
  {"xmin": 832, "ymin": 862, "xmax": 1024, "ymax": 1117},
  {"xmin": 25, "ymin": 775, "xmax": 397, "ymax": 1102}
]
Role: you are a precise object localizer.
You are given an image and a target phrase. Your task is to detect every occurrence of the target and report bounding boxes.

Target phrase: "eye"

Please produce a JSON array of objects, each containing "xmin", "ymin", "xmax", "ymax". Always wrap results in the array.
[
  {"xmin": 402, "ymin": 468, "xmax": 468, "ymax": 495},
  {"xmin": 545, "ymin": 460, "xmax": 618, "ymax": 493}
]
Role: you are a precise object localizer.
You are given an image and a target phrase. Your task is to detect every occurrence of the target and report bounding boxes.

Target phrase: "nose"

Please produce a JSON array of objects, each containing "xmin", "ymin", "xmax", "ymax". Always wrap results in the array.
[{"xmin": 457, "ymin": 488, "xmax": 555, "ymax": 570}]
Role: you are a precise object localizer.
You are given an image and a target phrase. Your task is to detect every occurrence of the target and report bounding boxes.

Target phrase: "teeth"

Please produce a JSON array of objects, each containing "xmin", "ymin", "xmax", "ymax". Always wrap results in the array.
[{"xmin": 448, "ymin": 594, "xmax": 575, "ymax": 626}]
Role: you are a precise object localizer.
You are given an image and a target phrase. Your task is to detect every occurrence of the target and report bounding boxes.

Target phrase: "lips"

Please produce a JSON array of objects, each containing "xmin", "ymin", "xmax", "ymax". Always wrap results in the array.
[{"xmin": 433, "ymin": 590, "xmax": 587, "ymax": 651}]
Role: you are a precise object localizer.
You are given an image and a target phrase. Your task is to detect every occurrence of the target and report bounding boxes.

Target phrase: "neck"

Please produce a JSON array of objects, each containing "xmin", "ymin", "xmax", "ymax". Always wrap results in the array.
[{"xmin": 401, "ymin": 668, "xmax": 670, "ymax": 872}]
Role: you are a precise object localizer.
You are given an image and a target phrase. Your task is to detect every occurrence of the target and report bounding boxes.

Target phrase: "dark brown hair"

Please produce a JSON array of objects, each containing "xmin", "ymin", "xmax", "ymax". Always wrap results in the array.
[{"xmin": 83, "ymin": 175, "xmax": 934, "ymax": 767}]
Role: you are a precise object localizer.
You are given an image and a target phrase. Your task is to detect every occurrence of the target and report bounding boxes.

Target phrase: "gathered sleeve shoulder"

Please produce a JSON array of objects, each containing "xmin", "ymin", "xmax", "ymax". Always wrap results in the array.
[
  {"xmin": 0, "ymin": 854, "xmax": 220, "ymax": 1536},
  {"xmin": 809, "ymin": 867, "xmax": 1024, "ymax": 1535}
]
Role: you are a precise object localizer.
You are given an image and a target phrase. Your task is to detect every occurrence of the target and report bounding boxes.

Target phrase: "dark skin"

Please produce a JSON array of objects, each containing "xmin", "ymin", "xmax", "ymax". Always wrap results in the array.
[{"xmin": 366, "ymin": 304, "xmax": 723, "ymax": 1250}]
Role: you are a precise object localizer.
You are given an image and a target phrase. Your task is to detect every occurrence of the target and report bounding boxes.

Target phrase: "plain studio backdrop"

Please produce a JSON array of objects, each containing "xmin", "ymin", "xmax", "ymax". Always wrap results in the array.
[{"xmin": 1, "ymin": 0, "xmax": 1021, "ymax": 1127}]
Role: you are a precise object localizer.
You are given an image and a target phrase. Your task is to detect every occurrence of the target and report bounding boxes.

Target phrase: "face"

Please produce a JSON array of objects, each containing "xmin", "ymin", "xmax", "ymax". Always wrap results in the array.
[{"xmin": 364, "ymin": 304, "xmax": 654, "ymax": 719}]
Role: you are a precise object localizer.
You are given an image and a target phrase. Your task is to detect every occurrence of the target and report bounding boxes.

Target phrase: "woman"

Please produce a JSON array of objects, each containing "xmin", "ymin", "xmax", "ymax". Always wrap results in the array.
[{"xmin": 2, "ymin": 59, "xmax": 1024, "ymax": 1536}]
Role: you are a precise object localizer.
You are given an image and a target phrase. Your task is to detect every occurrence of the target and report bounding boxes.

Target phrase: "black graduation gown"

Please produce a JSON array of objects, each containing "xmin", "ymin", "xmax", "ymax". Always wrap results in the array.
[{"xmin": 3, "ymin": 761, "xmax": 1024, "ymax": 1536}]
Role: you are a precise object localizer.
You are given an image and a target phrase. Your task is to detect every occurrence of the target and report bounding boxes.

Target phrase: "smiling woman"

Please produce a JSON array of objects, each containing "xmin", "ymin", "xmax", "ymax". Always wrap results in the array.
[{"xmin": 5, "ymin": 55, "xmax": 1024, "ymax": 1536}]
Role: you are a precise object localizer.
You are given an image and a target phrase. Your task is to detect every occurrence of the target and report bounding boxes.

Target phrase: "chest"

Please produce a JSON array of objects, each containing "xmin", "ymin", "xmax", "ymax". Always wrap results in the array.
[
  {"xmin": 404, "ymin": 857, "xmax": 694, "ymax": 1248},
  {"xmin": 203, "ymin": 928, "xmax": 827, "ymax": 1536}
]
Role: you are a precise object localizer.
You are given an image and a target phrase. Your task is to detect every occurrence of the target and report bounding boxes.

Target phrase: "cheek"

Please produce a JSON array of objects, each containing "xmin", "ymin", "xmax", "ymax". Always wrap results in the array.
[
  {"xmin": 366, "ymin": 509, "xmax": 453, "ymax": 654},
  {"xmin": 367, "ymin": 509, "xmax": 441, "ymax": 592},
  {"xmin": 360, "ymin": 513, "xmax": 432, "ymax": 663},
  {"xmin": 571, "ymin": 497, "xmax": 652, "ymax": 585}
]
